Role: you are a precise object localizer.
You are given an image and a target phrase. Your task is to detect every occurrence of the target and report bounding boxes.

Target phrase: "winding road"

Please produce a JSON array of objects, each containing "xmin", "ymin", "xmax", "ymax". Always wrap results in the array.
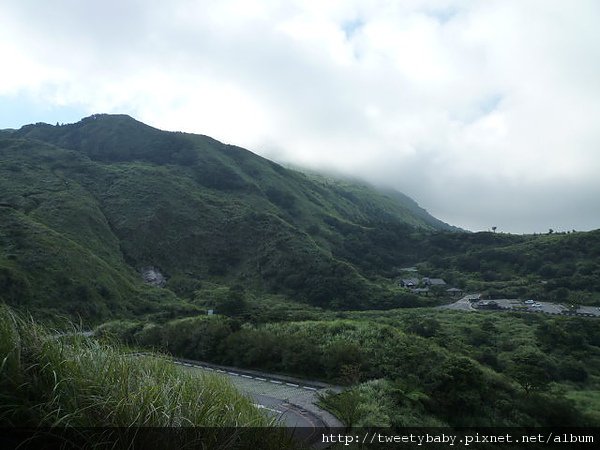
[
  {"xmin": 172, "ymin": 357, "xmax": 343, "ymax": 445},
  {"xmin": 116, "ymin": 352, "xmax": 343, "ymax": 445},
  {"xmin": 54, "ymin": 334, "xmax": 343, "ymax": 439}
]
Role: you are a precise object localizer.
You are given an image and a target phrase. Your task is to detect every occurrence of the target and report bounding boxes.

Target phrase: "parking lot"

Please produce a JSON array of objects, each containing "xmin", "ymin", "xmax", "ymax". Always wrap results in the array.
[
  {"xmin": 459, "ymin": 296, "xmax": 600, "ymax": 317},
  {"xmin": 492, "ymin": 299, "xmax": 568, "ymax": 315},
  {"xmin": 570, "ymin": 305, "xmax": 600, "ymax": 317}
]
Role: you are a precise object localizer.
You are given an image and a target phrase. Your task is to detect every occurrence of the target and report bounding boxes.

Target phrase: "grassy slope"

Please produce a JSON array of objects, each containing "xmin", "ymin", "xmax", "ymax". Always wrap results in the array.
[
  {"xmin": 0, "ymin": 115, "xmax": 454, "ymax": 317},
  {"xmin": 0, "ymin": 138, "xmax": 196, "ymax": 323},
  {"xmin": 11, "ymin": 114, "xmax": 450, "ymax": 234},
  {"xmin": 0, "ymin": 305, "xmax": 293, "ymax": 448},
  {"xmin": 1, "ymin": 114, "xmax": 599, "ymax": 320},
  {"xmin": 103, "ymin": 308, "xmax": 600, "ymax": 427},
  {"xmin": 420, "ymin": 230, "xmax": 600, "ymax": 304}
]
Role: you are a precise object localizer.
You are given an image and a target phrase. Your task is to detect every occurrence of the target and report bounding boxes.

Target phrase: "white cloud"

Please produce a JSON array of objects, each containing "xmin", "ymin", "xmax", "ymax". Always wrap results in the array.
[{"xmin": 1, "ymin": 0, "xmax": 599, "ymax": 232}]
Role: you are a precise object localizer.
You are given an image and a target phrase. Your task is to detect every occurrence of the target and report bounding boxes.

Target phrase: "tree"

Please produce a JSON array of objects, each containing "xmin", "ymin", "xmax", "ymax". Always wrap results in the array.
[
  {"xmin": 505, "ymin": 347, "xmax": 556, "ymax": 394},
  {"xmin": 216, "ymin": 287, "xmax": 248, "ymax": 317},
  {"xmin": 406, "ymin": 317, "xmax": 440, "ymax": 338},
  {"xmin": 429, "ymin": 357, "xmax": 487, "ymax": 418},
  {"xmin": 553, "ymin": 287, "xmax": 569, "ymax": 302},
  {"xmin": 322, "ymin": 341, "xmax": 364, "ymax": 381},
  {"xmin": 492, "ymin": 226, "xmax": 497, "ymax": 233}
]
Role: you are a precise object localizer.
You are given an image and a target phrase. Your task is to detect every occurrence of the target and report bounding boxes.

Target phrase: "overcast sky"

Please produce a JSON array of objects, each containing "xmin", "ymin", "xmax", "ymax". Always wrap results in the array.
[{"xmin": 1, "ymin": 0, "xmax": 599, "ymax": 233}]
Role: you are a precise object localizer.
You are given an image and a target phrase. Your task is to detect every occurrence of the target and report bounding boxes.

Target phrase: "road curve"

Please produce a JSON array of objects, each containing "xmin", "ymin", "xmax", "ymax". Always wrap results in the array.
[
  {"xmin": 171, "ymin": 357, "xmax": 341, "ymax": 446},
  {"xmin": 54, "ymin": 335, "xmax": 342, "ymax": 444},
  {"xmin": 438, "ymin": 295, "xmax": 476, "ymax": 311}
]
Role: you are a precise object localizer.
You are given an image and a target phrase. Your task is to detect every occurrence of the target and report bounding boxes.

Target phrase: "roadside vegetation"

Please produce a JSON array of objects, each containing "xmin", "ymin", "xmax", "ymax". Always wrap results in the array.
[
  {"xmin": 0, "ymin": 306, "xmax": 293, "ymax": 449},
  {"xmin": 98, "ymin": 308, "xmax": 600, "ymax": 428}
]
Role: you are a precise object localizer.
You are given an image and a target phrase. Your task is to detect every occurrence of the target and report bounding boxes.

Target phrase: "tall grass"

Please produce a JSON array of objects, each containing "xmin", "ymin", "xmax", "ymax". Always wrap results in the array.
[{"xmin": 0, "ymin": 306, "xmax": 295, "ymax": 449}]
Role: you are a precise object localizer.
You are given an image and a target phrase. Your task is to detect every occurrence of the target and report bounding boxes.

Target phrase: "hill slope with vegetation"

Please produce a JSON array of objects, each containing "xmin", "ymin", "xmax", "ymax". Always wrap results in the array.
[
  {"xmin": 0, "ymin": 114, "xmax": 455, "ymax": 319},
  {"xmin": 415, "ymin": 229, "xmax": 600, "ymax": 306},
  {"xmin": 2, "ymin": 114, "xmax": 600, "ymax": 432},
  {"xmin": 99, "ymin": 307, "xmax": 600, "ymax": 427},
  {"xmin": 1, "ymin": 114, "xmax": 599, "ymax": 322}
]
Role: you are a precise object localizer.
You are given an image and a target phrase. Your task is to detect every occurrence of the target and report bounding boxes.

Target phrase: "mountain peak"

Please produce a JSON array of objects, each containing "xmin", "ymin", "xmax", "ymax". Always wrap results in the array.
[{"xmin": 79, "ymin": 113, "xmax": 148, "ymax": 126}]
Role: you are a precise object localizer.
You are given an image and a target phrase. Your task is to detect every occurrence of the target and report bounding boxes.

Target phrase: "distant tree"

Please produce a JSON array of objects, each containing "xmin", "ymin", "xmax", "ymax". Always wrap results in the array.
[
  {"xmin": 553, "ymin": 287, "xmax": 570, "ymax": 302},
  {"xmin": 217, "ymin": 288, "xmax": 248, "ymax": 317},
  {"xmin": 322, "ymin": 341, "xmax": 364, "ymax": 380},
  {"xmin": 406, "ymin": 317, "xmax": 441, "ymax": 338},
  {"xmin": 505, "ymin": 347, "xmax": 556, "ymax": 395},
  {"xmin": 548, "ymin": 228, "xmax": 554, "ymax": 234},
  {"xmin": 492, "ymin": 226, "xmax": 497, "ymax": 233},
  {"xmin": 429, "ymin": 357, "xmax": 486, "ymax": 416}
]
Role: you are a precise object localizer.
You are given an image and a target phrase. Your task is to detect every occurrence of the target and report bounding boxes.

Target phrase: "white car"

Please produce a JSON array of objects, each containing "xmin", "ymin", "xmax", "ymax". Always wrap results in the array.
[{"xmin": 524, "ymin": 299, "xmax": 534, "ymax": 304}]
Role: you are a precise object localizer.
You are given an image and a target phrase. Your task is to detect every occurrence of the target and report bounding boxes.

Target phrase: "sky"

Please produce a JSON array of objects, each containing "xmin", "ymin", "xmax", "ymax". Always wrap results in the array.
[{"xmin": 1, "ymin": 0, "xmax": 599, "ymax": 233}]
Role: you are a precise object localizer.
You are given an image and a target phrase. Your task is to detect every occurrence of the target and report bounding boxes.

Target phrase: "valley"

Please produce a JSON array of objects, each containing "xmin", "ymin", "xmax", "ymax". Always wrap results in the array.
[{"xmin": 1, "ymin": 115, "xmax": 600, "ymax": 446}]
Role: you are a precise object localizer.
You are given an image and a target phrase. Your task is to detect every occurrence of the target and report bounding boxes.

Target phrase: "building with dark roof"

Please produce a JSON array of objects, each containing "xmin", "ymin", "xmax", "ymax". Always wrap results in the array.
[
  {"xmin": 400, "ymin": 278, "xmax": 420, "ymax": 288},
  {"xmin": 423, "ymin": 277, "xmax": 446, "ymax": 286}
]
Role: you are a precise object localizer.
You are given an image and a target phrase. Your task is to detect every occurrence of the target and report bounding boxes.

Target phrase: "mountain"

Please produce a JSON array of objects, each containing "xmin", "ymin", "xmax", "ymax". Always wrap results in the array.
[{"xmin": 0, "ymin": 114, "xmax": 455, "ymax": 319}]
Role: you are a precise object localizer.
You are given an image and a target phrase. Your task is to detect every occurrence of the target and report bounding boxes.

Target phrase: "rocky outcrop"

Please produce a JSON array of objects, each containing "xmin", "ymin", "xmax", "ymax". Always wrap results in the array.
[{"xmin": 140, "ymin": 267, "xmax": 166, "ymax": 287}]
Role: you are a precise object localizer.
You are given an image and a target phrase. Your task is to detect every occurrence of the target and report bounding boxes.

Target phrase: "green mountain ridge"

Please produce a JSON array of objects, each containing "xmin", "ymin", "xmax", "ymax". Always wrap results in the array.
[
  {"xmin": 2, "ymin": 114, "xmax": 599, "ymax": 322},
  {"xmin": 3, "ymin": 114, "xmax": 600, "ymax": 432},
  {"xmin": 0, "ymin": 114, "xmax": 454, "ymax": 319}
]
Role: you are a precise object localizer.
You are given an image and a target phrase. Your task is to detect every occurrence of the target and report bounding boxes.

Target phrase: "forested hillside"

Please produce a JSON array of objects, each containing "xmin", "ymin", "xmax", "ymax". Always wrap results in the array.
[
  {"xmin": 2, "ymin": 114, "xmax": 600, "ymax": 431},
  {"xmin": 1, "ymin": 115, "xmax": 599, "ymax": 322},
  {"xmin": 0, "ymin": 114, "xmax": 456, "ymax": 319}
]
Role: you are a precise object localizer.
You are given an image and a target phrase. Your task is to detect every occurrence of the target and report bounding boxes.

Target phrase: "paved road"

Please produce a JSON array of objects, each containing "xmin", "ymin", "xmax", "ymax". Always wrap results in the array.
[
  {"xmin": 475, "ymin": 298, "xmax": 569, "ymax": 315},
  {"xmin": 441, "ymin": 297, "xmax": 600, "ymax": 318},
  {"xmin": 527, "ymin": 301, "xmax": 567, "ymax": 315},
  {"xmin": 252, "ymin": 394, "xmax": 319, "ymax": 429},
  {"xmin": 572, "ymin": 306, "xmax": 600, "ymax": 317},
  {"xmin": 171, "ymin": 357, "xmax": 343, "ymax": 443},
  {"xmin": 176, "ymin": 360, "xmax": 323, "ymax": 426},
  {"xmin": 65, "ymin": 342, "xmax": 341, "ymax": 437},
  {"xmin": 439, "ymin": 296, "xmax": 475, "ymax": 311}
]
